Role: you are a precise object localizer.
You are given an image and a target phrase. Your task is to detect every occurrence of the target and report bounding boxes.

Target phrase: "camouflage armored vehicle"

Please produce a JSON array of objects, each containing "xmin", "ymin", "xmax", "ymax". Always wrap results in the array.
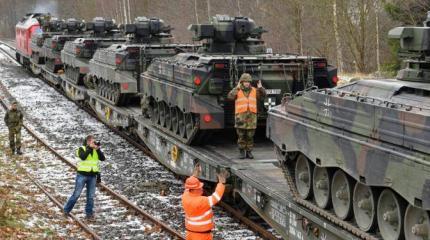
[
  {"xmin": 88, "ymin": 16, "xmax": 195, "ymax": 105},
  {"xmin": 42, "ymin": 18, "xmax": 86, "ymax": 73},
  {"xmin": 61, "ymin": 17, "xmax": 125, "ymax": 85},
  {"xmin": 30, "ymin": 16, "xmax": 63, "ymax": 64},
  {"xmin": 141, "ymin": 15, "xmax": 337, "ymax": 145},
  {"xmin": 267, "ymin": 12, "xmax": 430, "ymax": 240}
]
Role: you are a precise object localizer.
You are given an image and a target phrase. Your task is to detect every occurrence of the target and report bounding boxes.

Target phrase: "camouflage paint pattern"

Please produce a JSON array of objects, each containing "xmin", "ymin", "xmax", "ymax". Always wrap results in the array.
[{"xmin": 267, "ymin": 85, "xmax": 430, "ymax": 210}]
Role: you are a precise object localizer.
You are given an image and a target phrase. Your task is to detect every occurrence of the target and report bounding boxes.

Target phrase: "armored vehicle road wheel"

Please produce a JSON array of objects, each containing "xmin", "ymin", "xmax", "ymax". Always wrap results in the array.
[
  {"xmin": 171, "ymin": 107, "xmax": 179, "ymax": 134},
  {"xmin": 331, "ymin": 169, "xmax": 353, "ymax": 220},
  {"xmin": 185, "ymin": 113, "xmax": 195, "ymax": 139},
  {"xmin": 295, "ymin": 155, "xmax": 313, "ymax": 200},
  {"xmin": 112, "ymin": 84, "xmax": 121, "ymax": 105},
  {"xmin": 404, "ymin": 205, "xmax": 430, "ymax": 240},
  {"xmin": 178, "ymin": 110, "xmax": 186, "ymax": 138},
  {"xmin": 353, "ymin": 182, "xmax": 378, "ymax": 232},
  {"xmin": 312, "ymin": 166, "xmax": 331, "ymax": 209},
  {"xmin": 150, "ymin": 102, "xmax": 160, "ymax": 124},
  {"xmin": 165, "ymin": 104, "xmax": 172, "ymax": 130},
  {"xmin": 377, "ymin": 189, "xmax": 406, "ymax": 240},
  {"xmin": 159, "ymin": 101, "xmax": 167, "ymax": 127}
]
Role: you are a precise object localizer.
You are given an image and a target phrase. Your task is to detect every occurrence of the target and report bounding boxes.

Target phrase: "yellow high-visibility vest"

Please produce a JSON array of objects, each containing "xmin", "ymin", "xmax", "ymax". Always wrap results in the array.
[{"xmin": 76, "ymin": 146, "xmax": 100, "ymax": 173}]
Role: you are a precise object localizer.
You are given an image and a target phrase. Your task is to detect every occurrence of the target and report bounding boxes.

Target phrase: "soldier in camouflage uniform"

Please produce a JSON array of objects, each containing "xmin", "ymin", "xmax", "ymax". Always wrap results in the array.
[
  {"xmin": 228, "ymin": 73, "xmax": 266, "ymax": 159},
  {"xmin": 4, "ymin": 101, "xmax": 23, "ymax": 155}
]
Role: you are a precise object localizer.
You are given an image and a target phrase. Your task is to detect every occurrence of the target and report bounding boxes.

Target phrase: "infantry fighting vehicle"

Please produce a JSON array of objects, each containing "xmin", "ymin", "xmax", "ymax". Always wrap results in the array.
[
  {"xmin": 88, "ymin": 16, "xmax": 195, "ymax": 105},
  {"xmin": 61, "ymin": 17, "xmax": 125, "ymax": 86},
  {"xmin": 42, "ymin": 18, "xmax": 86, "ymax": 73},
  {"xmin": 30, "ymin": 16, "xmax": 63, "ymax": 65},
  {"xmin": 141, "ymin": 15, "xmax": 337, "ymax": 145},
  {"xmin": 267, "ymin": 12, "xmax": 430, "ymax": 240}
]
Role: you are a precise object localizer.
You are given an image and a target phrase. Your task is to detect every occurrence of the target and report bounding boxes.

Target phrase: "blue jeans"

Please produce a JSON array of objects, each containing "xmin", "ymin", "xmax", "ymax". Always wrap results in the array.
[{"xmin": 64, "ymin": 173, "xmax": 97, "ymax": 216}]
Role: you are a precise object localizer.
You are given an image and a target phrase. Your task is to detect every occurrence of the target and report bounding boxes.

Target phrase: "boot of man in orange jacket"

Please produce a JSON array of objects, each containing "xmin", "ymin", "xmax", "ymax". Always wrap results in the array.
[{"xmin": 182, "ymin": 164, "xmax": 228, "ymax": 240}]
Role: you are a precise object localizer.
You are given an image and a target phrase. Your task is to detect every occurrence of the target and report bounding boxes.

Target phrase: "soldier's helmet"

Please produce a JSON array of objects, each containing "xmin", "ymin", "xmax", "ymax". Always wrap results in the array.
[
  {"xmin": 239, "ymin": 73, "xmax": 252, "ymax": 82},
  {"xmin": 11, "ymin": 101, "xmax": 18, "ymax": 105}
]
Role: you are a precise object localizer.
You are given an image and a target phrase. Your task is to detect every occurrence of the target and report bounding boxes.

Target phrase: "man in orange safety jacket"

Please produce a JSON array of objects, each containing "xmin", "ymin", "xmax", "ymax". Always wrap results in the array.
[{"xmin": 181, "ymin": 164, "xmax": 228, "ymax": 240}]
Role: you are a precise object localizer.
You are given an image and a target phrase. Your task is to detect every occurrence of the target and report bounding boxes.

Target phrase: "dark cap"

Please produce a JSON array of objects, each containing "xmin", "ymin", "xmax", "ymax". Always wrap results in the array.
[{"xmin": 11, "ymin": 101, "xmax": 18, "ymax": 105}]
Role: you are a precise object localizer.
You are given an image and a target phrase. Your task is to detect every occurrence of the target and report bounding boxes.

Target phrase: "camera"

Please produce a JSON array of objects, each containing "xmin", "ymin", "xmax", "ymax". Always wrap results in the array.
[{"xmin": 95, "ymin": 141, "xmax": 101, "ymax": 146}]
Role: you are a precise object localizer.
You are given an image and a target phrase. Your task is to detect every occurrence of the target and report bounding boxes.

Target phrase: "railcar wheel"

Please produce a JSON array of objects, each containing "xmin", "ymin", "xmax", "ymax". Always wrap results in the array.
[
  {"xmin": 353, "ymin": 183, "xmax": 378, "ymax": 232},
  {"xmin": 151, "ymin": 101, "xmax": 160, "ymax": 124},
  {"xmin": 165, "ymin": 104, "xmax": 172, "ymax": 130},
  {"xmin": 185, "ymin": 113, "xmax": 195, "ymax": 139},
  {"xmin": 377, "ymin": 189, "xmax": 406, "ymax": 240},
  {"xmin": 404, "ymin": 205, "xmax": 430, "ymax": 240},
  {"xmin": 331, "ymin": 169, "xmax": 353, "ymax": 220},
  {"xmin": 313, "ymin": 166, "xmax": 331, "ymax": 209},
  {"xmin": 159, "ymin": 102, "xmax": 167, "ymax": 127},
  {"xmin": 178, "ymin": 110, "xmax": 186, "ymax": 138},
  {"xmin": 294, "ymin": 155, "xmax": 313, "ymax": 200},
  {"xmin": 171, "ymin": 107, "xmax": 179, "ymax": 134}
]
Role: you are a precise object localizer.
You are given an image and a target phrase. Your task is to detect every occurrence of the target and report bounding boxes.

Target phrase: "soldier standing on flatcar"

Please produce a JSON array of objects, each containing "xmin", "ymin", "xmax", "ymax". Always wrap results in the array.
[
  {"xmin": 4, "ymin": 101, "xmax": 23, "ymax": 155},
  {"xmin": 228, "ymin": 73, "xmax": 266, "ymax": 159}
]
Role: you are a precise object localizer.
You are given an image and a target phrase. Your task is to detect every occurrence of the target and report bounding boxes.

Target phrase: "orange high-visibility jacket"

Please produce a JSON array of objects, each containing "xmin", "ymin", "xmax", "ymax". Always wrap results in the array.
[
  {"xmin": 182, "ymin": 183, "xmax": 225, "ymax": 233},
  {"xmin": 235, "ymin": 87, "xmax": 257, "ymax": 114}
]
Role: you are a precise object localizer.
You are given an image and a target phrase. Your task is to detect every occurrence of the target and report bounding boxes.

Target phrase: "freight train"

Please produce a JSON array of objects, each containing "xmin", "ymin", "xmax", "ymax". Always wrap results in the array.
[{"xmin": 10, "ymin": 12, "xmax": 399, "ymax": 240}]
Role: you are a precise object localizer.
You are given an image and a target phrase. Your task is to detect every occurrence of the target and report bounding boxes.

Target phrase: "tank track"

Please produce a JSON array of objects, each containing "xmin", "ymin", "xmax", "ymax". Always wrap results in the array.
[{"xmin": 278, "ymin": 151, "xmax": 379, "ymax": 240}]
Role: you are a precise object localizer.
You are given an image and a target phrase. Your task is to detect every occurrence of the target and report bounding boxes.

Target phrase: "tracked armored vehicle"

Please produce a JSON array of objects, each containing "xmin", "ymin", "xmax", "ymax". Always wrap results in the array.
[
  {"xmin": 30, "ymin": 16, "xmax": 63, "ymax": 65},
  {"xmin": 267, "ymin": 12, "xmax": 430, "ymax": 240},
  {"xmin": 42, "ymin": 18, "xmax": 86, "ymax": 73},
  {"xmin": 61, "ymin": 17, "xmax": 125, "ymax": 86},
  {"xmin": 88, "ymin": 16, "xmax": 195, "ymax": 105},
  {"xmin": 141, "ymin": 15, "xmax": 337, "ymax": 145}
]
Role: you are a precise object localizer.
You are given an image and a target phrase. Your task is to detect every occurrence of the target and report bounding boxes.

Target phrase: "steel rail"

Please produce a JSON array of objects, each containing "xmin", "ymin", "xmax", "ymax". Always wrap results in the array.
[
  {"xmin": 0, "ymin": 77, "xmax": 185, "ymax": 240},
  {"xmin": 0, "ymin": 41, "xmax": 280, "ymax": 240}
]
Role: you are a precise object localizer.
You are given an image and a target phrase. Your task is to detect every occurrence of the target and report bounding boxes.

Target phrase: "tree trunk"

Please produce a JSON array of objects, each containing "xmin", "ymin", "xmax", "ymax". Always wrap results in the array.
[
  {"xmin": 207, "ymin": 0, "xmax": 211, "ymax": 21},
  {"xmin": 332, "ymin": 0, "xmax": 343, "ymax": 73},
  {"xmin": 122, "ymin": 0, "xmax": 128, "ymax": 23},
  {"xmin": 375, "ymin": 0, "xmax": 381, "ymax": 73},
  {"xmin": 194, "ymin": 0, "xmax": 199, "ymax": 24}
]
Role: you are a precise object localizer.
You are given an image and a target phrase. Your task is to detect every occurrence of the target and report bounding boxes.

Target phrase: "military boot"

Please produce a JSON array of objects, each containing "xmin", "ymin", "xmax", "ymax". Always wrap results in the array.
[
  {"xmin": 239, "ymin": 149, "xmax": 246, "ymax": 159},
  {"xmin": 16, "ymin": 147, "xmax": 22, "ymax": 155},
  {"xmin": 246, "ymin": 150, "xmax": 254, "ymax": 159}
]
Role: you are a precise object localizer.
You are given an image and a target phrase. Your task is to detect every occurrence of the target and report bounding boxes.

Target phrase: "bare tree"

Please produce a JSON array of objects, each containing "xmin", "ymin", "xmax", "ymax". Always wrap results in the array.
[{"xmin": 333, "ymin": 0, "xmax": 344, "ymax": 73}]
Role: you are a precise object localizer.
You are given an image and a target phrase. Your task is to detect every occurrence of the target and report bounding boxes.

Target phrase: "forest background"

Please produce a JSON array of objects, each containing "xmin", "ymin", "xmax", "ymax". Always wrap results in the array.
[{"xmin": 0, "ymin": 0, "xmax": 429, "ymax": 75}]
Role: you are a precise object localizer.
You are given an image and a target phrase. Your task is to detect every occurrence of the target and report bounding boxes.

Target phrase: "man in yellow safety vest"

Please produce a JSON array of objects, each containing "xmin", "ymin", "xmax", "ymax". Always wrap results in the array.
[{"xmin": 64, "ymin": 135, "xmax": 105, "ymax": 220}]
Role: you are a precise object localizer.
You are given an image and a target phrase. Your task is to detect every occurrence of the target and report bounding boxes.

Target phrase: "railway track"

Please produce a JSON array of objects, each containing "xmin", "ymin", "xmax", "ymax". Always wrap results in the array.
[
  {"xmin": 0, "ymin": 41, "xmax": 278, "ymax": 239},
  {"xmin": 0, "ymin": 84, "xmax": 185, "ymax": 240}
]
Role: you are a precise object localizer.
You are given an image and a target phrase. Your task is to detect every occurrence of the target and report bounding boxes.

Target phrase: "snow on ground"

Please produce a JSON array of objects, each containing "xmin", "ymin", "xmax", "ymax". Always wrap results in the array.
[
  {"xmin": 0, "ymin": 105, "xmax": 89, "ymax": 239},
  {"xmin": 0, "ymin": 53, "xmax": 262, "ymax": 239}
]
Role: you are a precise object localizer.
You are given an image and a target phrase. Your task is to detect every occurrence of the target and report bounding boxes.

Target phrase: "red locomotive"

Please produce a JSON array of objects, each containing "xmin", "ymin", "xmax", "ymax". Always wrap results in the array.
[{"xmin": 15, "ymin": 13, "xmax": 50, "ymax": 66}]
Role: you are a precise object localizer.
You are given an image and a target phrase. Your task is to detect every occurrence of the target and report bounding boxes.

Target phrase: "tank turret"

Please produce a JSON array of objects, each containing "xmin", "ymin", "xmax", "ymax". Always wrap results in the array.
[
  {"xmin": 61, "ymin": 18, "xmax": 86, "ymax": 33},
  {"xmin": 123, "ymin": 17, "xmax": 173, "ymax": 44},
  {"xmin": 188, "ymin": 15, "xmax": 266, "ymax": 54},
  {"xmin": 388, "ymin": 12, "xmax": 430, "ymax": 82},
  {"xmin": 86, "ymin": 17, "xmax": 119, "ymax": 37},
  {"xmin": 40, "ymin": 17, "xmax": 63, "ymax": 32}
]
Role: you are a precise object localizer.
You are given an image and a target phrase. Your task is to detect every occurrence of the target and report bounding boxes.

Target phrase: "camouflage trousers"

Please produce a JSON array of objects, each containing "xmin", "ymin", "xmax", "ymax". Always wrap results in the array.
[
  {"xmin": 236, "ymin": 128, "xmax": 256, "ymax": 151},
  {"xmin": 8, "ymin": 127, "xmax": 21, "ymax": 150}
]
